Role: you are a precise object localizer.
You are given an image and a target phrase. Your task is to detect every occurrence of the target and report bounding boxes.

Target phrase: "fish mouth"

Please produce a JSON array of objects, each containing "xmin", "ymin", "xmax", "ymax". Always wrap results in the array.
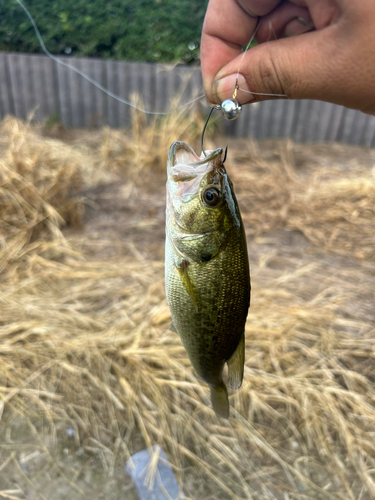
[
  {"xmin": 167, "ymin": 141, "xmax": 223, "ymax": 177},
  {"xmin": 166, "ymin": 141, "xmax": 224, "ymax": 205}
]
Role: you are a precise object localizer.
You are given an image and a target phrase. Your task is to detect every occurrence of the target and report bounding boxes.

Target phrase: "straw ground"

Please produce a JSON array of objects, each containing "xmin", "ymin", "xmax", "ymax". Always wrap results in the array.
[{"xmin": 0, "ymin": 111, "xmax": 375, "ymax": 499}]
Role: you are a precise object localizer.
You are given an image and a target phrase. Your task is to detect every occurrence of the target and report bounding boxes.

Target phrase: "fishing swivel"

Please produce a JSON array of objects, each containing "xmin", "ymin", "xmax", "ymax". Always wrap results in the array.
[{"xmin": 201, "ymin": 80, "xmax": 242, "ymax": 158}]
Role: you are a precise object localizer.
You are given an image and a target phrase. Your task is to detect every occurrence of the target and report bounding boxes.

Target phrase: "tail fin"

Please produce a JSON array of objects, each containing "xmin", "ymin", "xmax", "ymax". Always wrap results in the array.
[{"xmin": 210, "ymin": 382, "xmax": 229, "ymax": 419}]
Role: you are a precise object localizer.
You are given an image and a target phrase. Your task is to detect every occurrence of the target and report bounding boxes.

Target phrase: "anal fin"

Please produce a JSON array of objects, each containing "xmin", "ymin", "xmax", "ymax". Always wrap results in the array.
[{"xmin": 227, "ymin": 332, "xmax": 245, "ymax": 390}]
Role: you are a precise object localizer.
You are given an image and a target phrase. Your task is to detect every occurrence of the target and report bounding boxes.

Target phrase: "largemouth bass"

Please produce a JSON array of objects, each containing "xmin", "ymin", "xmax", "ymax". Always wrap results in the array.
[{"xmin": 165, "ymin": 141, "xmax": 250, "ymax": 418}]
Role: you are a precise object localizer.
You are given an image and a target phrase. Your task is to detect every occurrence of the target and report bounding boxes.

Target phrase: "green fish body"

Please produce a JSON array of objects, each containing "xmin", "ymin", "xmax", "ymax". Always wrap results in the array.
[{"xmin": 165, "ymin": 142, "xmax": 250, "ymax": 418}]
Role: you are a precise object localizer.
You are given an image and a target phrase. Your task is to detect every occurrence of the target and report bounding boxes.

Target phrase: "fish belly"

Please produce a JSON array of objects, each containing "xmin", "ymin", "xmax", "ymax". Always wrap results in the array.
[{"xmin": 165, "ymin": 233, "xmax": 250, "ymax": 387}]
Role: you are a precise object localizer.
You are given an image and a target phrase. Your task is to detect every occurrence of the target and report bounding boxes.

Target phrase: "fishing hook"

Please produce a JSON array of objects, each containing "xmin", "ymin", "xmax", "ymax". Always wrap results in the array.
[
  {"xmin": 223, "ymin": 145, "xmax": 228, "ymax": 164},
  {"xmin": 201, "ymin": 106, "xmax": 217, "ymax": 158},
  {"xmin": 201, "ymin": 94, "xmax": 241, "ymax": 158},
  {"xmin": 201, "ymin": 109, "xmax": 228, "ymax": 164}
]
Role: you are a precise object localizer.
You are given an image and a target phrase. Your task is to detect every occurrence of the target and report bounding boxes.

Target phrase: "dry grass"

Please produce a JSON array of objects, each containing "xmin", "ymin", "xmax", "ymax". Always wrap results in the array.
[
  {"xmin": 229, "ymin": 139, "xmax": 375, "ymax": 261},
  {"xmin": 73, "ymin": 93, "xmax": 206, "ymax": 180},
  {"xmin": 0, "ymin": 117, "xmax": 85, "ymax": 280},
  {"xmin": 1, "ymin": 113, "xmax": 375, "ymax": 499}
]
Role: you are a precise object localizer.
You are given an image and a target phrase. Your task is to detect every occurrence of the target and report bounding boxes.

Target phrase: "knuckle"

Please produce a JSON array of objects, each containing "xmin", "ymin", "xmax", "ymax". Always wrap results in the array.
[{"xmin": 256, "ymin": 51, "xmax": 288, "ymax": 96}]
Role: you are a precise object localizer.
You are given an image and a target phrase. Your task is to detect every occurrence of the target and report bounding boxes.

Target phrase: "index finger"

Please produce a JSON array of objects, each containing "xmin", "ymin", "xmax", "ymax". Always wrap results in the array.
[{"xmin": 201, "ymin": 0, "xmax": 282, "ymax": 103}]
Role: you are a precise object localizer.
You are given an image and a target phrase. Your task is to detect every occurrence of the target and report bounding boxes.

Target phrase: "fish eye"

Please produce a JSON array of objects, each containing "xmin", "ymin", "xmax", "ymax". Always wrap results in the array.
[{"xmin": 202, "ymin": 187, "xmax": 221, "ymax": 207}]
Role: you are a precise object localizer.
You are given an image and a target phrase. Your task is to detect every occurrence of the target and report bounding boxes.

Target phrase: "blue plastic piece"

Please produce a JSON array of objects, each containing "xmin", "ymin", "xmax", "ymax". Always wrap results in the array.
[{"xmin": 126, "ymin": 446, "xmax": 181, "ymax": 500}]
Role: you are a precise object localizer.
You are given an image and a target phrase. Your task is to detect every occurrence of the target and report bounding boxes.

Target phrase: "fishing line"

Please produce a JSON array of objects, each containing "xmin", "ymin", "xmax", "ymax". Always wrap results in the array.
[
  {"xmin": 239, "ymin": 89, "xmax": 287, "ymax": 97},
  {"xmin": 236, "ymin": 19, "xmax": 261, "ymax": 83},
  {"xmin": 14, "ymin": 0, "xmax": 206, "ymax": 115},
  {"xmin": 235, "ymin": 19, "xmax": 287, "ymax": 98},
  {"xmin": 268, "ymin": 19, "xmax": 278, "ymax": 43}
]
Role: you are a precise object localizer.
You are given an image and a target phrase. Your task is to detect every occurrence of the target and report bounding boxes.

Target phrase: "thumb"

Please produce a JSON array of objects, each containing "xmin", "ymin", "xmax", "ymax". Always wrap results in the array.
[{"xmin": 210, "ymin": 28, "xmax": 375, "ymax": 114}]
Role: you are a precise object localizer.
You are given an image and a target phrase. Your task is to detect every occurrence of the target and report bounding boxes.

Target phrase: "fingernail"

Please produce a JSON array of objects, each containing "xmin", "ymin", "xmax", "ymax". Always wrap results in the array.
[
  {"xmin": 284, "ymin": 17, "xmax": 314, "ymax": 37},
  {"xmin": 212, "ymin": 74, "xmax": 254, "ymax": 105}
]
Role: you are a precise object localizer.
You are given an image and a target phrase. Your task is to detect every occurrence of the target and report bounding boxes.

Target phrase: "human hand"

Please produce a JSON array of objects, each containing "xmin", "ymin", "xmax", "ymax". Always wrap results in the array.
[{"xmin": 201, "ymin": 0, "xmax": 375, "ymax": 115}]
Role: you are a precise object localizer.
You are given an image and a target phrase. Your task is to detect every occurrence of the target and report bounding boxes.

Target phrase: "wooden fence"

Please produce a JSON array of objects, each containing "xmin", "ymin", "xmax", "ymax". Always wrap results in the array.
[{"xmin": 1, "ymin": 51, "xmax": 375, "ymax": 146}]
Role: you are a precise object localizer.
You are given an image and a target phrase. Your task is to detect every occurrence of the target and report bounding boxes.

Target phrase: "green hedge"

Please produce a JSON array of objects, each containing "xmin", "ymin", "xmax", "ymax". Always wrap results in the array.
[{"xmin": 0, "ymin": 0, "xmax": 209, "ymax": 63}]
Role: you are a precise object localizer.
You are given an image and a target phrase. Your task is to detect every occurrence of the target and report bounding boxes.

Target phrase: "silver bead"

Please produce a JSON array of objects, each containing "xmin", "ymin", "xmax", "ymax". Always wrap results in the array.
[{"xmin": 220, "ymin": 98, "xmax": 242, "ymax": 120}]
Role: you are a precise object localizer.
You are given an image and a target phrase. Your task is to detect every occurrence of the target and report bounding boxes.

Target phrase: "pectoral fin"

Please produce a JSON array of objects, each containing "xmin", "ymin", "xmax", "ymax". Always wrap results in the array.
[
  {"xmin": 227, "ymin": 332, "xmax": 245, "ymax": 390},
  {"xmin": 176, "ymin": 260, "xmax": 198, "ymax": 312},
  {"xmin": 169, "ymin": 322, "xmax": 178, "ymax": 334}
]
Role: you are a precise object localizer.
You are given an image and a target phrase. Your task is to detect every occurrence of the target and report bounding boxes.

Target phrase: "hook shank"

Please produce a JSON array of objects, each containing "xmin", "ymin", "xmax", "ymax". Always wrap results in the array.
[{"xmin": 201, "ymin": 107, "xmax": 216, "ymax": 158}]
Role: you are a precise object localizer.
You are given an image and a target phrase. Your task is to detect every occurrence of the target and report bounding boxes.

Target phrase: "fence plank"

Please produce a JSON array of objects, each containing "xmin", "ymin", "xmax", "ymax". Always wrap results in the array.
[
  {"xmin": 292, "ymin": 100, "xmax": 314, "ymax": 142},
  {"xmin": 301, "ymin": 100, "xmax": 324, "ymax": 142},
  {"xmin": 190, "ymin": 68, "xmax": 204, "ymax": 110},
  {"xmin": 338, "ymin": 108, "xmax": 359, "ymax": 145},
  {"xmin": 129, "ymin": 62, "xmax": 153, "ymax": 123},
  {"xmin": 32, "ymin": 54, "xmax": 59, "ymax": 122},
  {"xmin": 116, "ymin": 61, "xmax": 131, "ymax": 128},
  {"xmin": 267, "ymin": 100, "xmax": 290, "ymax": 139},
  {"xmin": 138, "ymin": 63, "xmax": 155, "ymax": 116},
  {"xmin": 6, "ymin": 53, "xmax": 27, "ymax": 119},
  {"xmin": 350, "ymin": 111, "xmax": 369, "ymax": 146},
  {"xmin": 154, "ymin": 64, "xmax": 174, "ymax": 115},
  {"xmin": 342, "ymin": 109, "xmax": 375, "ymax": 147},
  {"xmin": 106, "ymin": 60, "xmax": 121, "ymax": 128},
  {"xmin": 65, "ymin": 58, "xmax": 85, "ymax": 127},
  {"xmin": 176, "ymin": 66, "xmax": 201, "ymax": 112},
  {"xmin": 74, "ymin": 58, "xmax": 94, "ymax": 127},
  {"xmin": 234, "ymin": 100, "xmax": 251, "ymax": 138},
  {"xmin": 315, "ymin": 102, "xmax": 335, "ymax": 142},
  {"xmin": 256, "ymin": 100, "xmax": 276, "ymax": 140},
  {"xmin": 370, "ymin": 122, "xmax": 375, "ymax": 148},
  {"xmin": 0, "ymin": 53, "xmax": 15, "ymax": 116},
  {"xmin": 56, "ymin": 58, "xmax": 73, "ymax": 126},
  {"xmin": 361, "ymin": 115, "xmax": 375, "ymax": 147},
  {"xmin": 330, "ymin": 105, "xmax": 347, "ymax": 142},
  {"xmin": 88, "ymin": 58, "xmax": 107, "ymax": 127},
  {"xmin": 242, "ymin": 101, "xmax": 262, "ymax": 139}
]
